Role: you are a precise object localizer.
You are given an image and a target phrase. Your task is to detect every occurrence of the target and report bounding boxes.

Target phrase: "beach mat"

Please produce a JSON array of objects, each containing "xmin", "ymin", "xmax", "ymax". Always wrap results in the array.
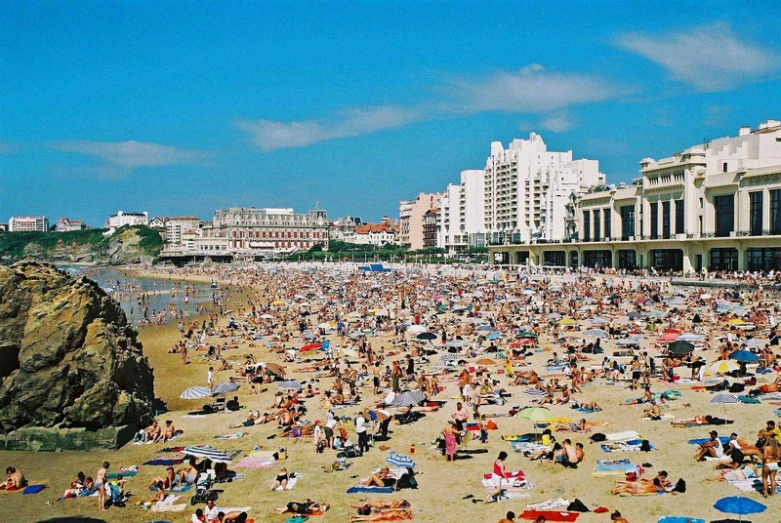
[
  {"xmin": 520, "ymin": 510, "xmax": 579, "ymax": 521},
  {"xmin": 346, "ymin": 485, "xmax": 394, "ymax": 494}
]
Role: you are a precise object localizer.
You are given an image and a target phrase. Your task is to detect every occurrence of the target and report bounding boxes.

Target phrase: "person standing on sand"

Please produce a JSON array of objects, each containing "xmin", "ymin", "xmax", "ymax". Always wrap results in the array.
[
  {"xmin": 96, "ymin": 461, "xmax": 109, "ymax": 512},
  {"xmin": 207, "ymin": 366, "xmax": 214, "ymax": 390},
  {"xmin": 442, "ymin": 422, "xmax": 458, "ymax": 462}
]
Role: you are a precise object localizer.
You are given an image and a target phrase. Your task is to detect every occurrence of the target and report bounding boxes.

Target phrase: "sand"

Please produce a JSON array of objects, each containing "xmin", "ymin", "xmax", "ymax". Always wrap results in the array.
[{"xmin": 1, "ymin": 271, "xmax": 778, "ymax": 523}]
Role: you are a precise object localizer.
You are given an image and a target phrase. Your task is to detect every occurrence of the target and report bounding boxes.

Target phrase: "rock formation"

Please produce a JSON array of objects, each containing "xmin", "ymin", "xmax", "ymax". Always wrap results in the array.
[{"xmin": 0, "ymin": 262, "xmax": 155, "ymax": 449}]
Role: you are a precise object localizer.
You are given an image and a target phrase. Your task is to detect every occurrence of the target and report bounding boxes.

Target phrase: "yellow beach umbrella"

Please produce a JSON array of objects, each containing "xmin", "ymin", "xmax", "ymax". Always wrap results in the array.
[{"xmin": 557, "ymin": 318, "xmax": 577, "ymax": 326}]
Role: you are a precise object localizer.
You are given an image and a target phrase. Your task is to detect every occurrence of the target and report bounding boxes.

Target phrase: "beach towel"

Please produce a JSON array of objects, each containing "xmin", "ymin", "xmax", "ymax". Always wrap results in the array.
[
  {"xmin": 527, "ymin": 499, "xmax": 569, "ymax": 511},
  {"xmin": 215, "ymin": 432, "xmax": 245, "ymax": 440},
  {"xmin": 502, "ymin": 434, "xmax": 535, "ymax": 442},
  {"xmin": 346, "ymin": 485, "xmax": 394, "ymax": 494},
  {"xmin": 482, "ymin": 470, "xmax": 525, "ymax": 481},
  {"xmin": 606, "ymin": 431, "xmax": 639, "ymax": 441},
  {"xmin": 144, "ymin": 458, "xmax": 184, "ymax": 466},
  {"xmin": 150, "ymin": 503, "xmax": 187, "ymax": 512},
  {"xmin": 0, "ymin": 482, "xmax": 45, "ymax": 493},
  {"xmin": 284, "ymin": 517, "xmax": 309, "ymax": 523},
  {"xmin": 236, "ymin": 456, "xmax": 276, "ymax": 469},
  {"xmin": 520, "ymin": 510, "xmax": 579, "ymax": 522},
  {"xmin": 657, "ymin": 518, "xmax": 705, "ymax": 523},
  {"xmin": 600, "ymin": 440, "xmax": 655, "ymax": 452},
  {"xmin": 216, "ymin": 473, "xmax": 246, "ymax": 484},
  {"xmin": 687, "ymin": 436, "xmax": 730, "ymax": 446},
  {"xmin": 22, "ymin": 484, "xmax": 47, "ymax": 495},
  {"xmin": 273, "ymin": 475, "xmax": 299, "ymax": 490}
]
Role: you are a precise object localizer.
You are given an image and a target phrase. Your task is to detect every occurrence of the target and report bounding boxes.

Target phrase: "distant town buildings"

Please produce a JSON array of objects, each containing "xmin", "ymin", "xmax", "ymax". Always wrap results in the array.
[
  {"xmin": 8, "ymin": 216, "xmax": 49, "ymax": 232},
  {"xmin": 329, "ymin": 216, "xmax": 363, "ymax": 242},
  {"xmin": 398, "ymin": 193, "xmax": 441, "ymax": 250},
  {"xmin": 0, "ymin": 223, "xmax": 8, "ymax": 232},
  {"xmin": 104, "ymin": 210, "xmax": 149, "ymax": 235},
  {"xmin": 165, "ymin": 217, "xmax": 201, "ymax": 246},
  {"xmin": 54, "ymin": 217, "xmax": 88, "ymax": 232},
  {"xmin": 489, "ymin": 119, "xmax": 781, "ymax": 273},
  {"xmin": 149, "ymin": 217, "xmax": 167, "ymax": 229},
  {"xmin": 352, "ymin": 220, "xmax": 397, "ymax": 246}
]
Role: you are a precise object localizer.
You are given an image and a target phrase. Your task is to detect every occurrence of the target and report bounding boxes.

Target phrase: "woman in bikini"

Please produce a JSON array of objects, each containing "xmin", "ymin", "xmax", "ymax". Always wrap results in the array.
[
  {"xmin": 761, "ymin": 436, "xmax": 779, "ymax": 497},
  {"xmin": 350, "ymin": 509, "xmax": 413, "ymax": 522},
  {"xmin": 96, "ymin": 462, "xmax": 109, "ymax": 512},
  {"xmin": 270, "ymin": 467, "xmax": 290, "ymax": 491}
]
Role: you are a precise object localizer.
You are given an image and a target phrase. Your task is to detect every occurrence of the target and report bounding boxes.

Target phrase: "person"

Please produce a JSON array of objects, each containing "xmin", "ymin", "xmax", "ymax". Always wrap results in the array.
[
  {"xmin": 275, "ymin": 499, "xmax": 330, "ymax": 515},
  {"xmin": 204, "ymin": 499, "xmax": 221, "ymax": 521},
  {"xmin": 761, "ymin": 420, "xmax": 781, "ymax": 444},
  {"xmin": 451, "ymin": 401, "xmax": 469, "ymax": 431},
  {"xmin": 147, "ymin": 466, "xmax": 176, "ymax": 490},
  {"xmin": 96, "ymin": 461, "xmax": 109, "ymax": 512},
  {"xmin": 356, "ymin": 411, "xmax": 369, "ymax": 453},
  {"xmin": 442, "ymin": 422, "xmax": 458, "ymax": 462},
  {"xmin": 350, "ymin": 500, "xmax": 410, "ymax": 510},
  {"xmin": 611, "ymin": 511, "xmax": 629, "ymax": 523},
  {"xmin": 499, "ymin": 511, "xmax": 516, "ymax": 523},
  {"xmin": 217, "ymin": 510, "xmax": 248, "ymax": 523},
  {"xmin": 177, "ymin": 457, "xmax": 200, "ymax": 485},
  {"xmin": 365, "ymin": 466, "xmax": 396, "ymax": 487},
  {"xmin": 207, "ymin": 366, "xmax": 214, "ymax": 390},
  {"xmin": 2, "ymin": 467, "xmax": 26, "ymax": 490},
  {"xmin": 270, "ymin": 467, "xmax": 289, "ymax": 491},
  {"xmin": 479, "ymin": 415, "xmax": 488, "ymax": 444},
  {"xmin": 761, "ymin": 435, "xmax": 779, "ymax": 498},
  {"xmin": 492, "ymin": 451, "xmax": 510, "ymax": 488},
  {"xmin": 226, "ymin": 396, "xmax": 241, "ymax": 411},
  {"xmin": 192, "ymin": 508, "xmax": 207, "ymax": 523},
  {"xmin": 162, "ymin": 419, "xmax": 177, "ymax": 441},
  {"xmin": 694, "ymin": 431, "xmax": 724, "ymax": 461},
  {"xmin": 351, "ymin": 509, "xmax": 413, "ymax": 522}
]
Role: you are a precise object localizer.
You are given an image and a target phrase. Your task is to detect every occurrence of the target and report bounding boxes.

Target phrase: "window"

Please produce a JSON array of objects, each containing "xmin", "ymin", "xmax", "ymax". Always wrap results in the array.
[
  {"xmin": 723, "ymin": 162, "xmax": 728, "ymax": 173},
  {"xmin": 618, "ymin": 250, "xmax": 636, "ymax": 270},
  {"xmin": 772, "ymin": 189, "xmax": 781, "ymax": 235},
  {"xmin": 620, "ymin": 205, "xmax": 635, "ymax": 240},
  {"xmin": 714, "ymin": 194, "xmax": 735, "ymax": 237},
  {"xmin": 582, "ymin": 211, "xmax": 591, "ymax": 241},
  {"xmin": 583, "ymin": 250, "xmax": 612, "ymax": 268},
  {"xmin": 651, "ymin": 249, "xmax": 683, "ymax": 271},
  {"xmin": 603, "ymin": 210, "xmax": 611, "ymax": 239},
  {"xmin": 675, "ymin": 200, "xmax": 684, "ymax": 234},
  {"xmin": 710, "ymin": 248, "xmax": 739, "ymax": 271},
  {"xmin": 650, "ymin": 202, "xmax": 659, "ymax": 238},
  {"xmin": 749, "ymin": 191, "xmax": 763, "ymax": 236},
  {"xmin": 662, "ymin": 201, "xmax": 671, "ymax": 239},
  {"xmin": 593, "ymin": 210, "xmax": 601, "ymax": 241}
]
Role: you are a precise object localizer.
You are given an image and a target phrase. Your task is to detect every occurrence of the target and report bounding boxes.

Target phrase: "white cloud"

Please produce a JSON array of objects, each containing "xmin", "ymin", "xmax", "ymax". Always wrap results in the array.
[
  {"xmin": 48, "ymin": 140, "xmax": 208, "ymax": 171},
  {"xmin": 238, "ymin": 65, "xmax": 616, "ymax": 151},
  {"xmin": 540, "ymin": 112, "xmax": 574, "ymax": 133},
  {"xmin": 237, "ymin": 106, "xmax": 421, "ymax": 152},
  {"xmin": 449, "ymin": 64, "xmax": 615, "ymax": 113},
  {"xmin": 615, "ymin": 23, "xmax": 779, "ymax": 92}
]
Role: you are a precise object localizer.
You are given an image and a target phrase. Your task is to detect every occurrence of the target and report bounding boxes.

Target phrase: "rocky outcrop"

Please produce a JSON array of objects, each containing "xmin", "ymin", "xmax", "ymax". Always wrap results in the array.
[{"xmin": 0, "ymin": 262, "xmax": 155, "ymax": 449}]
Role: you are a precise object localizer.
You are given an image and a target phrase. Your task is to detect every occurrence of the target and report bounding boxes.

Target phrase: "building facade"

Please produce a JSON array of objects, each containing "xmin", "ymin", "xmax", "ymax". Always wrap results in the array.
[
  {"xmin": 398, "ymin": 192, "xmax": 441, "ymax": 250},
  {"xmin": 204, "ymin": 207, "xmax": 328, "ymax": 254},
  {"xmin": 489, "ymin": 120, "xmax": 781, "ymax": 273},
  {"xmin": 105, "ymin": 210, "xmax": 148, "ymax": 233},
  {"xmin": 484, "ymin": 133, "xmax": 604, "ymax": 244},
  {"xmin": 166, "ymin": 217, "xmax": 201, "ymax": 246},
  {"xmin": 8, "ymin": 216, "xmax": 49, "ymax": 232},
  {"xmin": 54, "ymin": 217, "xmax": 88, "ymax": 232},
  {"xmin": 352, "ymin": 222, "xmax": 397, "ymax": 246},
  {"xmin": 437, "ymin": 169, "xmax": 487, "ymax": 252}
]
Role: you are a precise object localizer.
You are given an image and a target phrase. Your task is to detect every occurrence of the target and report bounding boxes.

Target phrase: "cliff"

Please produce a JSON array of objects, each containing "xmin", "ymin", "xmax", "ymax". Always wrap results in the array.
[
  {"xmin": 0, "ymin": 225, "xmax": 164, "ymax": 265},
  {"xmin": 0, "ymin": 262, "xmax": 155, "ymax": 450}
]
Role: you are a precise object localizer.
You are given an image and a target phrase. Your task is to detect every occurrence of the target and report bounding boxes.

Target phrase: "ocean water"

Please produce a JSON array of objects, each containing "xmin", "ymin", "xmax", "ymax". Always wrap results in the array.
[{"xmin": 59, "ymin": 266, "xmax": 217, "ymax": 325}]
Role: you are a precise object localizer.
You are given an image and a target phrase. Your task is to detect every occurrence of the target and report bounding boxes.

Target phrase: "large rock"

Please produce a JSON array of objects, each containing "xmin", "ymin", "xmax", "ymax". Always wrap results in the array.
[{"xmin": 0, "ymin": 262, "xmax": 155, "ymax": 449}]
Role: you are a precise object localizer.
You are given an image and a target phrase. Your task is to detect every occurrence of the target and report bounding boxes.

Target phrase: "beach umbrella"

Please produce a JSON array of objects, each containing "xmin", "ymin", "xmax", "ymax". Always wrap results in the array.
[
  {"xmin": 709, "ymin": 360, "xmax": 740, "ymax": 374},
  {"xmin": 183, "ymin": 445, "xmax": 233, "ymax": 464},
  {"xmin": 407, "ymin": 325, "xmax": 426, "ymax": 334},
  {"xmin": 390, "ymin": 390, "xmax": 426, "ymax": 408},
  {"xmin": 727, "ymin": 318, "xmax": 745, "ymax": 326},
  {"xmin": 487, "ymin": 332, "xmax": 502, "ymax": 340},
  {"xmin": 211, "ymin": 381, "xmax": 240, "ymax": 396},
  {"xmin": 557, "ymin": 318, "xmax": 577, "ymax": 326},
  {"xmin": 714, "ymin": 496, "xmax": 766, "ymax": 521},
  {"xmin": 386, "ymin": 451, "xmax": 416, "ymax": 469},
  {"xmin": 743, "ymin": 339, "xmax": 764, "ymax": 348},
  {"xmin": 515, "ymin": 406, "xmax": 554, "ymax": 422},
  {"xmin": 440, "ymin": 353, "xmax": 459, "ymax": 363},
  {"xmin": 668, "ymin": 340, "xmax": 694, "ymax": 354},
  {"xmin": 300, "ymin": 343, "xmax": 321, "ymax": 352},
  {"xmin": 677, "ymin": 333, "xmax": 702, "ymax": 342},
  {"xmin": 278, "ymin": 380, "xmax": 302, "ymax": 391},
  {"xmin": 475, "ymin": 358, "xmax": 497, "ymax": 365},
  {"xmin": 729, "ymin": 350, "xmax": 759, "ymax": 363},
  {"xmin": 517, "ymin": 331, "xmax": 537, "ymax": 339},
  {"xmin": 416, "ymin": 332, "xmax": 437, "ymax": 341},
  {"xmin": 584, "ymin": 329, "xmax": 609, "ymax": 339},
  {"xmin": 180, "ymin": 386, "xmax": 212, "ymax": 400},
  {"xmin": 709, "ymin": 394, "xmax": 740, "ymax": 405}
]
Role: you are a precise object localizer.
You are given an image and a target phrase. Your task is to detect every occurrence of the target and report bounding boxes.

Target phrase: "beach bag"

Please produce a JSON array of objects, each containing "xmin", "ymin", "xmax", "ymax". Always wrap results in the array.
[
  {"xmin": 590, "ymin": 433, "xmax": 607, "ymax": 442},
  {"xmin": 640, "ymin": 440, "xmax": 652, "ymax": 452},
  {"xmin": 487, "ymin": 420, "xmax": 498, "ymax": 430},
  {"xmin": 728, "ymin": 382, "xmax": 745, "ymax": 393},
  {"xmin": 567, "ymin": 498, "xmax": 589, "ymax": 512},
  {"xmin": 673, "ymin": 478, "xmax": 686, "ymax": 493}
]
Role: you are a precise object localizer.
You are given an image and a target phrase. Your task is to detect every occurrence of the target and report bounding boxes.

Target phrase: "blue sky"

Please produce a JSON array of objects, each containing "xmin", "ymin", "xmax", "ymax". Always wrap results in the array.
[{"xmin": 2, "ymin": 1, "xmax": 780, "ymax": 226}]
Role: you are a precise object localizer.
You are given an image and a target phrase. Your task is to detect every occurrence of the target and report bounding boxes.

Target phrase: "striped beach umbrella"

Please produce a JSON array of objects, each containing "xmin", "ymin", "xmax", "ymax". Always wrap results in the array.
[
  {"xmin": 709, "ymin": 360, "xmax": 740, "ymax": 375},
  {"xmin": 390, "ymin": 390, "xmax": 426, "ymax": 408},
  {"xmin": 180, "ymin": 386, "xmax": 212, "ymax": 400},
  {"xmin": 211, "ymin": 381, "xmax": 241, "ymax": 396},
  {"xmin": 440, "ymin": 353, "xmax": 459, "ymax": 363},
  {"xmin": 183, "ymin": 445, "xmax": 233, "ymax": 463},
  {"xmin": 278, "ymin": 380, "xmax": 302, "ymax": 391},
  {"xmin": 386, "ymin": 451, "xmax": 416, "ymax": 469},
  {"xmin": 709, "ymin": 393, "xmax": 739, "ymax": 405}
]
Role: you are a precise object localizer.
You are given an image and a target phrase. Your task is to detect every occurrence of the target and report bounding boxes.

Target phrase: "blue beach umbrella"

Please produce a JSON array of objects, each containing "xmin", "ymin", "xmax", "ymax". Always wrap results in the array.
[
  {"xmin": 386, "ymin": 451, "xmax": 416, "ymax": 469},
  {"xmin": 487, "ymin": 332, "xmax": 502, "ymax": 340},
  {"xmin": 714, "ymin": 496, "xmax": 765, "ymax": 521},
  {"xmin": 729, "ymin": 350, "xmax": 759, "ymax": 363}
]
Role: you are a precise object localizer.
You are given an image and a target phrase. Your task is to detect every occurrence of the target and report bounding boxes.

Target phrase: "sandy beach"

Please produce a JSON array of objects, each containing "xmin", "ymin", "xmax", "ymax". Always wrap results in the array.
[{"xmin": 1, "ymin": 264, "xmax": 779, "ymax": 523}]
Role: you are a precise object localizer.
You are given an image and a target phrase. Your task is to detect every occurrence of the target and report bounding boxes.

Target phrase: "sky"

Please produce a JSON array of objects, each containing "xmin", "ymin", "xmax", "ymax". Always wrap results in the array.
[{"xmin": 2, "ymin": 1, "xmax": 781, "ymax": 227}]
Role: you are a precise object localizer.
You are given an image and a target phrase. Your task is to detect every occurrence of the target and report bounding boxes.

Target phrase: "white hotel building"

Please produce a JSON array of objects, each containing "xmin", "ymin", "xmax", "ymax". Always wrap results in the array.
[
  {"xmin": 8, "ymin": 216, "xmax": 49, "ymax": 232},
  {"xmin": 483, "ymin": 133, "xmax": 605, "ymax": 244},
  {"xmin": 489, "ymin": 120, "xmax": 781, "ymax": 273},
  {"xmin": 206, "ymin": 207, "xmax": 328, "ymax": 252},
  {"xmin": 437, "ymin": 169, "xmax": 486, "ymax": 252}
]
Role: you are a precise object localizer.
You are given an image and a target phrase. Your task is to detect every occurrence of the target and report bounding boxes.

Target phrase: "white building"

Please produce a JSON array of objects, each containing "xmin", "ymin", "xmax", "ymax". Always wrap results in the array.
[
  {"xmin": 149, "ymin": 217, "xmax": 167, "ymax": 229},
  {"xmin": 54, "ymin": 217, "xmax": 88, "ymax": 232},
  {"xmin": 104, "ymin": 210, "xmax": 149, "ymax": 235},
  {"xmin": 8, "ymin": 216, "xmax": 49, "ymax": 232},
  {"xmin": 165, "ymin": 217, "xmax": 201, "ymax": 246},
  {"xmin": 484, "ymin": 133, "xmax": 604, "ymax": 244},
  {"xmin": 490, "ymin": 120, "xmax": 781, "ymax": 273},
  {"xmin": 352, "ymin": 222, "xmax": 397, "ymax": 246},
  {"xmin": 438, "ymin": 169, "xmax": 487, "ymax": 252}
]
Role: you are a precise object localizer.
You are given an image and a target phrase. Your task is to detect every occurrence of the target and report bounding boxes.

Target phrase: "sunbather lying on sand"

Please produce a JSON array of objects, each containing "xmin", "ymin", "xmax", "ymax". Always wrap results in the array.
[
  {"xmin": 610, "ymin": 477, "xmax": 668, "ymax": 495},
  {"xmin": 275, "ymin": 499, "xmax": 330, "ymax": 515},
  {"xmin": 350, "ymin": 508, "xmax": 412, "ymax": 521},
  {"xmin": 351, "ymin": 500, "xmax": 410, "ymax": 510}
]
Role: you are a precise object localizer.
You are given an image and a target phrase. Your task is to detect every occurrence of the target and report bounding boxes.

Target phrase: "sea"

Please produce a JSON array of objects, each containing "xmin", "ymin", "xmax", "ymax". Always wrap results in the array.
[{"xmin": 58, "ymin": 265, "xmax": 216, "ymax": 325}]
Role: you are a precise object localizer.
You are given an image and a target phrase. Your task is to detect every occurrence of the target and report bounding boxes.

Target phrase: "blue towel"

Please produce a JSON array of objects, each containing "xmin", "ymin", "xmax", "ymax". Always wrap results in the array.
[
  {"xmin": 285, "ymin": 517, "xmax": 309, "ymax": 523},
  {"xmin": 595, "ymin": 463, "xmax": 637, "ymax": 472},
  {"xmin": 143, "ymin": 458, "xmax": 184, "ymax": 466},
  {"xmin": 346, "ymin": 486, "xmax": 394, "ymax": 494},
  {"xmin": 107, "ymin": 471, "xmax": 137, "ymax": 479},
  {"xmin": 22, "ymin": 484, "xmax": 46, "ymax": 495},
  {"xmin": 687, "ymin": 436, "xmax": 729, "ymax": 446},
  {"xmin": 658, "ymin": 518, "xmax": 705, "ymax": 523}
]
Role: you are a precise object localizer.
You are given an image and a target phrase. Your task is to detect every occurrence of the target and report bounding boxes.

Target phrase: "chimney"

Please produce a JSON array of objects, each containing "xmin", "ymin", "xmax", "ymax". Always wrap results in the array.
[{"xmin": 738, "ymin": 126, "xmax": 751, "ymax": 136}]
